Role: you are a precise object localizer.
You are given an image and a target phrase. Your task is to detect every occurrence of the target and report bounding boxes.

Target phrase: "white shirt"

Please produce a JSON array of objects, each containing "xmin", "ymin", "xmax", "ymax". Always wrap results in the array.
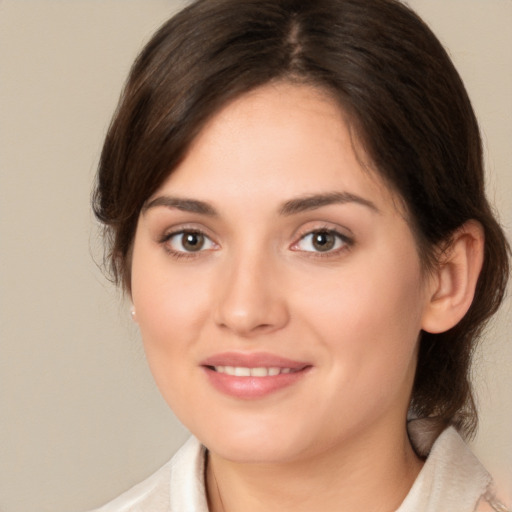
[{"xmin": 90, "ymin": 422, "xmax": 509, "ymax": 512}]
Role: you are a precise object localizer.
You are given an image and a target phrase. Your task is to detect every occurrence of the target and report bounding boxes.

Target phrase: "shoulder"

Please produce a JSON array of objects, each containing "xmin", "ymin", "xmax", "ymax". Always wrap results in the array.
[
  {"xmin": 399, "ymin": 420, "xmax": 511, "ymax": 512},
  {"xmin": 87, "ymin": 437, "xmax": 207, "ymax": 512}
]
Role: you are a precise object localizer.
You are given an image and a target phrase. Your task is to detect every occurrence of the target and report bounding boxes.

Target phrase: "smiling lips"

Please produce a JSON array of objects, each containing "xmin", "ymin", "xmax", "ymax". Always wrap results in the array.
[
  {"xmin": 212, "ymin": 366, "xmax": 296, "ymax": 377},
  {"xmin": 201, "ymin": 352, "xmax": 311, "ymax": 399}
]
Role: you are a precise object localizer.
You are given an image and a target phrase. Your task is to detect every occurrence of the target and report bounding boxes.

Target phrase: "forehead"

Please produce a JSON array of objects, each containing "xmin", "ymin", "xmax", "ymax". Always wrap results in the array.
[{"xmin": 152, "ymin": 81, "xmax": 399, "ymax": 214}]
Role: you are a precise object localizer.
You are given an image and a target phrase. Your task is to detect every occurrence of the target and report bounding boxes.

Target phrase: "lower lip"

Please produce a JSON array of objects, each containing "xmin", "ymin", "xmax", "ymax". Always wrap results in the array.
[{"xmin": 203, "ymin": 367, "xmax": 311, "ymax": 399}]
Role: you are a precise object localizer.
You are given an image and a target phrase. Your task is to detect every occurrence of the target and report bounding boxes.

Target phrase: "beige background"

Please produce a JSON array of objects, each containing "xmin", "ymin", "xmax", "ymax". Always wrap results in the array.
[{"xmin": 0, "ymin": 1, "xmax": 510, "ymax": 511}]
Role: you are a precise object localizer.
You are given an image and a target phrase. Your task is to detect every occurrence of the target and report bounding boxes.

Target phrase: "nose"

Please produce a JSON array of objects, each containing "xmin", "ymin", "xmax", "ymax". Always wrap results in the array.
[{"xmin": 214, "ymin": 250, "xmax": 290, "ymax": 338}]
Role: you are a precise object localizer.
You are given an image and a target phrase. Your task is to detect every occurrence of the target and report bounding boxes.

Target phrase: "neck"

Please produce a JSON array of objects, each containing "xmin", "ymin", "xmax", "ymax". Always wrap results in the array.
[{"xmin": 206, "ymin": 422, "xmax": 423, "ymax": 512}]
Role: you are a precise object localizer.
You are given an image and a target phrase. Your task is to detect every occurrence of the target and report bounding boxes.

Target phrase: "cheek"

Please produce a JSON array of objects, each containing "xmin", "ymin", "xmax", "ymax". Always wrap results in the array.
[
  {"xmin": 130, "ymin": 240, "xmax": 208, "ymax": 385},
  {"xmin": 133, "ymin": 282, "xmax": 208, "ymax": 364},
  {"xmin": 298, "ymin": 248, "xmax": 426, "ymax": 388},
  {"xmin": 131, "ymin": 277, "xmax": 206, "ymax": 415},
  {"xmin": 131, "ymin": 230, "xmax": 211, "ymax": 332}
]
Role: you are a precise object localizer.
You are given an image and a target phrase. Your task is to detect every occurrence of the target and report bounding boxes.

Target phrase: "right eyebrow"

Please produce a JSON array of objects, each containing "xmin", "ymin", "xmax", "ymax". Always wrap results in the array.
[{"xmin": 142, "ymin": 195, "xmax": 218, "ymax": 216}]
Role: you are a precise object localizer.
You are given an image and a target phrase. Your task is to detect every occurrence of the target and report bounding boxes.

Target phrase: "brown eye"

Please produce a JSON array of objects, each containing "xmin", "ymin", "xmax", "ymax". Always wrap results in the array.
[
  {"xmin": 165, "ymin": 230, "xmax": 215, "ymax": 253},
  {"xmin": 312, "ymin": 231, "xmax": 336, "ymax": 251},
  {"xmin": 181, "ymin": 232, "xmax": 205, "ymax": 251},
  {"xmin": 293, "ymin": 229, "xmax": 350, "ymax": 254}
]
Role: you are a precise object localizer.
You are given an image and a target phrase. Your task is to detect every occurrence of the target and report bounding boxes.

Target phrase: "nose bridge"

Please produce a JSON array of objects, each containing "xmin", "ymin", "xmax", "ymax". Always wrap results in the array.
[{"xmin": 214, "ymin": 240, "xmax": 288, "ymax": 336}]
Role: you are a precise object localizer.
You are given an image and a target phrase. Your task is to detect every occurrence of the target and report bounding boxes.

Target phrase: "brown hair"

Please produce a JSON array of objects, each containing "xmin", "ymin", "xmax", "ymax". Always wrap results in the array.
[{"xmin": 93, "ymin": 0, "xmax": 509, "ymax": 437}]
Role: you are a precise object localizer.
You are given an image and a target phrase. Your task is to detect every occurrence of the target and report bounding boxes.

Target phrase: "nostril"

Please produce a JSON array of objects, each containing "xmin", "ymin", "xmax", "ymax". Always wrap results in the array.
[{"xmin": 215, "ymin": 305, "xmax": 289, "ymax": 337}]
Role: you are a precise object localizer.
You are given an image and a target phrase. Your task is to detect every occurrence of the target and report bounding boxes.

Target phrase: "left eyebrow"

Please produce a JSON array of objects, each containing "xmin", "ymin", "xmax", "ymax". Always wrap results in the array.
[{"xmin": 279, "ymin": 192, "xmax": 380, "ymax": 216}]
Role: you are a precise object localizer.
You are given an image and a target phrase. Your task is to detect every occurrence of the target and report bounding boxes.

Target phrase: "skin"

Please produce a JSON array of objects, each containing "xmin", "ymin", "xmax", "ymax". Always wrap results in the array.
[{"xmin": 130, "ymin": 82, "xmax": 479, "ymax": 511}]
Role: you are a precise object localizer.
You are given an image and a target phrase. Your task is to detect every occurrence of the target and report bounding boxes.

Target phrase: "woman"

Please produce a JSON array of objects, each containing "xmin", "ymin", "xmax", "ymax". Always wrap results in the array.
[{"xmin": 91, "ymin": 0, "xmax": 510, "ymax": 510}]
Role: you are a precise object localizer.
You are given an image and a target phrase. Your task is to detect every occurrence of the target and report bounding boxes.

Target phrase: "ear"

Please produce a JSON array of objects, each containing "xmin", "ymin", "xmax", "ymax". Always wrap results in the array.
[{"xmin": 421, "ymin": 220, "xmax": 484, "ymax": 334}]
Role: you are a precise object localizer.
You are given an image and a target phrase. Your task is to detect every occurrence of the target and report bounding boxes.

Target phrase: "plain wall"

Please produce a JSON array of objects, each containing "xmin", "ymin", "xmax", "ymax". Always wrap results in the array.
[{"xmin": 0, "ymin": 1, "xmax": 510, "ymax": 511}]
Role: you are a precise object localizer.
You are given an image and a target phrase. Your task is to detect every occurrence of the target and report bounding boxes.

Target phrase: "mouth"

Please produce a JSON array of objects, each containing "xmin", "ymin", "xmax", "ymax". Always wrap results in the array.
[
  {"xmin": 201, "ymin": 352, "xmax": 312, "ymax": 399},
  {"xmin": 207, "ymin": 366, "xmax": 301, "ymax": 377}
]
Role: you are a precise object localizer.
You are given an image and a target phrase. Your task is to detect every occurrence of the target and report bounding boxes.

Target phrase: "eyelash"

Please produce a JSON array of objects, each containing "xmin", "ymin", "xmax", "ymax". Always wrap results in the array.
[{"xmin": 158, "ymin": 227, "xmax": 354, "ymax": 260}]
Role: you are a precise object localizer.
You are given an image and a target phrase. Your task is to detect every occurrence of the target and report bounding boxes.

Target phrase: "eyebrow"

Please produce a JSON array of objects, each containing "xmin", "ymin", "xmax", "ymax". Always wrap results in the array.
[
  {"xmin": 143, "ymin": 196, "xmax": 218, "ymax": 216},
  {"xmin": 279, "ymin": 192, "xmax": 380, "ymax": 216},
  {"xmin": 143, "ymin": 191, "xmax": 379, "ymax": 217}
]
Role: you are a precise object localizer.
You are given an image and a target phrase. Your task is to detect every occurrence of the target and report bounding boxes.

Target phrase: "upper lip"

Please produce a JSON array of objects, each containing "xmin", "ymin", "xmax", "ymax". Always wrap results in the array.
[{"xmin": 201, "ymin": 352, "xmax": 310, "ymax": 369}]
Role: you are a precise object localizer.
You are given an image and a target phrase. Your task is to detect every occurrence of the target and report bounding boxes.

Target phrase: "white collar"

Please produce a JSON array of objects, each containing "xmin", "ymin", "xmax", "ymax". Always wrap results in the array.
[
  {"xmin": 95, "ymin": 420, "xmax": 498, "ymax": 511},
  {"xmin": 398, "ymin": 421, "xmax": 491, "ymax": 511},
  {"xmin": 169, "ymin": 421, "xmax": 493, "ymax": 512}
]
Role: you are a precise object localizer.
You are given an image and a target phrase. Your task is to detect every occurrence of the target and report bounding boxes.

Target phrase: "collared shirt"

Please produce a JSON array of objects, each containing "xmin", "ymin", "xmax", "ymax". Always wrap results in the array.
[{"xmin": 90, "ymin": 423, "xmax": 509, "ymax": 511}]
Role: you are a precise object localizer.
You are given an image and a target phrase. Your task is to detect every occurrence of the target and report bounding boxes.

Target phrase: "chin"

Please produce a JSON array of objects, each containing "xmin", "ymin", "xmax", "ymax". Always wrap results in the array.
[
  {"xmin": 189, "ymin": 412, "xmax": 322, "ymax": 464},
  {"xmin": 208, "ymin": 436, "xmax": 303, "ymax": 464}
]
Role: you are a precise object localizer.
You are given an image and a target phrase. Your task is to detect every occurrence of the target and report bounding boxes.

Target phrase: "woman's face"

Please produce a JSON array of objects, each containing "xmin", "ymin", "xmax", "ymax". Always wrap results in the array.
[{"xmin": 131, "ymin": 82, "xmax": 433, "ymax": 464}]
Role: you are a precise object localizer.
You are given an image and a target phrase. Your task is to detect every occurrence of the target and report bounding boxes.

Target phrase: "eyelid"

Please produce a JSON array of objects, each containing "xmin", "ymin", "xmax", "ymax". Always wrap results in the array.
[{"xmin": 157, "ymin": 221, "xmax": 216, "ymax": 242}]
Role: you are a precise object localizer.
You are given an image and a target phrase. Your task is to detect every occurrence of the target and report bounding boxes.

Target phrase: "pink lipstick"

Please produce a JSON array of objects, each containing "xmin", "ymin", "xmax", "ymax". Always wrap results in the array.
[{"xmin": 201, "ymin": 352, "xmax": 311, "ymax": 399}]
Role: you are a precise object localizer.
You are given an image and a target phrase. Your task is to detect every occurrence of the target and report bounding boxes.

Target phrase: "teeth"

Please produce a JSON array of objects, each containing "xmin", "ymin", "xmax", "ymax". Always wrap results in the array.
[
  {"xmin": 251, "ymin": 367, "xmax": 268, "ymax": 377},
  {"xmin": 213, "ymin": 366, "xmax": 295, "ymax": 377}
]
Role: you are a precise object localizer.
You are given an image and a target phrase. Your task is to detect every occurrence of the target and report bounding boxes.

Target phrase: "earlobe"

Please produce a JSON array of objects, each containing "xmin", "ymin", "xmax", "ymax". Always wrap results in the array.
[{"xmin": 421, "ymin": 221, "xmax": 484, "ymax": 334}]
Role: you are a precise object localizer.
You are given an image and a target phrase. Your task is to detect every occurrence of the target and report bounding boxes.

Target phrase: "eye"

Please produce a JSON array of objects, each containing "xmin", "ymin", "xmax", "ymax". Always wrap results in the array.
[
  {"xmin": 293, "ymin": 229, "xmax": 350, "ymax": 253},
  {"xmin": 164, "ymin": 230, "xmax": 216, "ymax": 253}
]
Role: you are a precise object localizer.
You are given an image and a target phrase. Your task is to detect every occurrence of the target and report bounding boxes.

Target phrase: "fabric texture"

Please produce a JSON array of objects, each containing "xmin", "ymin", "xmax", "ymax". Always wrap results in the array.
[{"xmin": 89, "ymin": 422, "xmax": 509, "ymax": 512}]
